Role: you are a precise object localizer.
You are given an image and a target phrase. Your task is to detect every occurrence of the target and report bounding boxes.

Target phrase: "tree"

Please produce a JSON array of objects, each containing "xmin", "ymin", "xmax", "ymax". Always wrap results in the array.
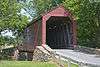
[
  {"xmin": 75, "ymin": 0, "xmax": 100, "ymax": 48},
  {"xmin": 0, "ymin": 0, "xmax": 28, "ymax": 46},
  {"xmin": 0, "ymin": 0, "xmax": 28, "ymax": 33}
]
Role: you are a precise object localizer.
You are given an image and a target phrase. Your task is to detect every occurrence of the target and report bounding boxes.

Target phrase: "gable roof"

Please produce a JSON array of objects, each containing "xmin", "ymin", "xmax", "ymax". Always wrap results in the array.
[
  {"xmin": 26, "ymin": 5, "xmax": 65, "ymax": 27},
  {"xmin": 41, "ymin": 5, "xmax": 66, "ymax": 16}
]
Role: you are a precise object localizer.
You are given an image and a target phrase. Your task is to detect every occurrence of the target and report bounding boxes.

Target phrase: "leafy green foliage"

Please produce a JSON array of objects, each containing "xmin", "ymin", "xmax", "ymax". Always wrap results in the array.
[
  {"xmin": 77, "ymin": 1, "xmax": 100, "ymax": 48},
  {"xmin": 0, "ymin": 0, "xmax": 28, "ymax": 46},
  {"xmin": 0, "ymin": 0, "xmax": 28, "ymax": 33}
]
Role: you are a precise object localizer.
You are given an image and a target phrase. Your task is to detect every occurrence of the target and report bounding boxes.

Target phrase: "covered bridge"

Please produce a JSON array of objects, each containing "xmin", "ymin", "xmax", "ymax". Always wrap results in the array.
[{"xmin": 19, "ymin": 6, "xmax": 77, "ymax": 52}]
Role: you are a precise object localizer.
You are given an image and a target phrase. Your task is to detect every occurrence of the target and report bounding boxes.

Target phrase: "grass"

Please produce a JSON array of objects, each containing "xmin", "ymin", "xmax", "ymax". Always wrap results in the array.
[
  {"xmin": 0, "ymin": 61, "xmax": 78, "ymax": 67},
  {"xmin": 64, "ymin": 62, "xmax": 78, "ymax": 67}
]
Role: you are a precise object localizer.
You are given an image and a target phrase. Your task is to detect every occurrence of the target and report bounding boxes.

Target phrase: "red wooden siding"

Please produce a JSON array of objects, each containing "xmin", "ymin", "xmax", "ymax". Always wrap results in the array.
[{"xmin": 42, "ymin": 6, "xmax": 77, "ymax": 47}]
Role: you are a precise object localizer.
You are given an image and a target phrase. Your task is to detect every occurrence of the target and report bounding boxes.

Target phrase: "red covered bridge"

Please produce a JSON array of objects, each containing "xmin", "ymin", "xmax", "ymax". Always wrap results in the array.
[{"xmin": 20, "ymin": 6, "xmax": 77, "ymax": 52}]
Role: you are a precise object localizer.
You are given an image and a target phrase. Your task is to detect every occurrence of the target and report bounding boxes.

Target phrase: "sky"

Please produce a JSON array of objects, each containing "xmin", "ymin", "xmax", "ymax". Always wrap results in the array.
[{"xmin": 1, "ymin": 30, "xmax": 15, "ymax": 38}]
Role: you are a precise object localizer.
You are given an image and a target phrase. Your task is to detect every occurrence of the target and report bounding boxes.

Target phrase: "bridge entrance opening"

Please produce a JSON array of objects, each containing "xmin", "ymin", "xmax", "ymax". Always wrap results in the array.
[{"xmin": 46, "ymin": 16, "xmax": 72, "ymax": 49}]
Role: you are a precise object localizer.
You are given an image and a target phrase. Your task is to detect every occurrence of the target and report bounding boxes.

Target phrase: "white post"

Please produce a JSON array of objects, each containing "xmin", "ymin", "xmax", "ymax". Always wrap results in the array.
[
  {"xmin": 68, "ymin": 59, "xmax": 71, "ymax": 67},
  {"xmin": 79, "ymin": 63, "xmax": 83, "ymax": 67},
  {"xmin": 58, "ymin": 54, "xmax": 61, "ymax": 63}
]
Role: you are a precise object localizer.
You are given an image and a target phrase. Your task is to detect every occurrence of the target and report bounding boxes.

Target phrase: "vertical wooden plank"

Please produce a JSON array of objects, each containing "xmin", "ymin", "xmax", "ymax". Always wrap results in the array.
[
  {"xmin": 73, "ymin": 21, "xmax": 77, "ymax": 48},
  {"xmin": 42, "ymin": 17, "xmax": 46, "ymax": 46},
  {"xmin": 37, "ymin": 21, "xmax": 42, "ymax": 46},
  {"xmin": 33, "ymin": 22, "xmax": 38, "ymax": 48}
]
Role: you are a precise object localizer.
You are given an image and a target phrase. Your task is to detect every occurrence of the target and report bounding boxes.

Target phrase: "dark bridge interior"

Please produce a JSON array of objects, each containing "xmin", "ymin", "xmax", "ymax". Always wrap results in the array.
[{"xmin": 46, "ymin": 16, "xmax": 72, "ymax": 49}]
